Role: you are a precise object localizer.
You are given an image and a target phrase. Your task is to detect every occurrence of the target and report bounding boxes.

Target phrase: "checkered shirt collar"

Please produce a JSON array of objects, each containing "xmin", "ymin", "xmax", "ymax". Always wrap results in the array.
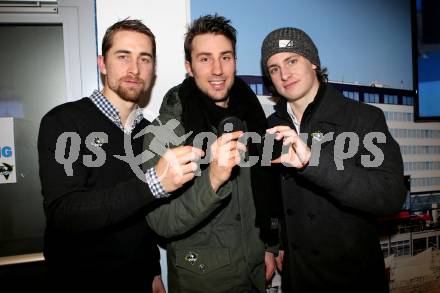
[{"xmin": 89, "ymin": 90, "xmax": 144, "ymax": 133}]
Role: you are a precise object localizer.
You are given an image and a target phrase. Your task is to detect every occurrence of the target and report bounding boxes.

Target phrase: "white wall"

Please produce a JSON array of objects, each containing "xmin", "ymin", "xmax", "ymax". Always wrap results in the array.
[
  {"xmin": 95, "ymin": 1, "xmax": 189, "ymax": 288},
  {"xmin": 96, "ymin": 0, "xmax": 189, "ymax": 120}
]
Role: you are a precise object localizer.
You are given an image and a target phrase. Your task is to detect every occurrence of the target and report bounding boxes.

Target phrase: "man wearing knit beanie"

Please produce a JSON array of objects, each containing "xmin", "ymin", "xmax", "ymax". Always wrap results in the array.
[{"xmin": 263, "ymin": 27, "xmax": 406, "ymax": 292}]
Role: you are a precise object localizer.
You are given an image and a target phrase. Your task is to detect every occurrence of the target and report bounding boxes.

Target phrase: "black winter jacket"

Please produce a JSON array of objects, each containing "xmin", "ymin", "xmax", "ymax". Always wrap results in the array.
[{"xmin": 267, "ymin": 83, "xmax": 406, "ymax": 292}]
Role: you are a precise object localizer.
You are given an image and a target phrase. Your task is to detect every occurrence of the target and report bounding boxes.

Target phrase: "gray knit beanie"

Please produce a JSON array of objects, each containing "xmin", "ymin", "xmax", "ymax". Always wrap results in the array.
[{"xmin": 261, "ymin": 27, "xmax": 320, "ymax": 70}]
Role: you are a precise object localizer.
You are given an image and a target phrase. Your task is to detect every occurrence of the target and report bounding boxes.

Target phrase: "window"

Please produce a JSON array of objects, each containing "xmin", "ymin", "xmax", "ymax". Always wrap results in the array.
[
  {"xmin": 250, "ymin": 84, "xmax": 257, "ymax": 94},
  {"xmin": 384, "ymin": 94, "xmax": 398, "ymax": 104},
  {"xmin": 385, "ymin": 112, "xmax": 413, "ymax": 121},
  {"xmin": 389, "ymin": 240, "xmax": 410, "ymax": 256},
  {"xmin": 364, "ymin": 92, "xmax": 379, "ymax": 103},
  {"xmin": 256, "ymin": 84, "xmax": 263, "ymax": 96},
  {"xmin": 343, "ymin": 91, "xmax": 359, "ymax": 101},
  {"xmin": 381, "ymin": 242, "xmax": 389, "ymax": 257},
  {"xmin": 413, "ymin": 238, "xmax": 427, "ymax": 255},
  {"xmin": 402, "ymin": 96, "xmax": 414, "ymax": 105},
  {"xmin": 0, "ymin": 0, "xmax": 97, "ymax": 261}
]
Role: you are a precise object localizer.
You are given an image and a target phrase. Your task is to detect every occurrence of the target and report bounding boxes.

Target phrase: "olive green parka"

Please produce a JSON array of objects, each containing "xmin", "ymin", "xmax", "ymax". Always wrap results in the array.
[{"xmin": 143, "ymin": 84, "xmax": 266, "ymax": 293}]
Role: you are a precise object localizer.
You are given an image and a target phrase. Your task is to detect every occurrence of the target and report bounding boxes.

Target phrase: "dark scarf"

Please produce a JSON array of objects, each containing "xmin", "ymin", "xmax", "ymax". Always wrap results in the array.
[
  {"xmin": 179, "ymin": 76, "xmax": 281, "ymax": 244},
  {"xmin": 179, "ymin": 76, "xmax": 267, "ymax": 143}
]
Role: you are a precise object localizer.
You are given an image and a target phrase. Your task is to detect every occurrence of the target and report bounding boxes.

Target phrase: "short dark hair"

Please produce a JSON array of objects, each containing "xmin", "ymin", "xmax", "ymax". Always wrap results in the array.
[
  {"xmin": 184, "ymin": 14, "xmax": 236, "ymax": 62},
  {"xmin": 101, "ymin": 18, "xmax": 156, "ymax": 60}
]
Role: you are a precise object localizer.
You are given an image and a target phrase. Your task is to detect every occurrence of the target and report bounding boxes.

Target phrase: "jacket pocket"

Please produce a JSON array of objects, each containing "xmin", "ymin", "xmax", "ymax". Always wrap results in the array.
[{"xmin": 175, "ymin": 247, "xmax": 230, "ymax": 275}]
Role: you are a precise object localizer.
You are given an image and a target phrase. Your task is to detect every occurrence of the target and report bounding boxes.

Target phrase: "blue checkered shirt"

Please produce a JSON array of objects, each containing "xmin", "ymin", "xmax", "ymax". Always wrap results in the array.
[
  {"xmin": 89, "ymin": 90, "xmax": 144, "ymax": 134},
  {"xmin": 89, "ymin": 90, "xmax": 169, "ymax": 198}
]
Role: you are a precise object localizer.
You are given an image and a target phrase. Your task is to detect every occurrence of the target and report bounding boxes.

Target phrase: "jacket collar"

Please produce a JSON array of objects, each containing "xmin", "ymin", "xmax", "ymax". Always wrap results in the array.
[{"xmin": 273, "ymin": 82, "xmax": 346, "ymax": 128}]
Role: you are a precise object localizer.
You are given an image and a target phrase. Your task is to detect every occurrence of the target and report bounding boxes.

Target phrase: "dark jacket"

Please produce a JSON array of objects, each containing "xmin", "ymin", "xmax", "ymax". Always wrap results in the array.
[
  {"xmin": 267, "ymin": 83, "xmax": 406, "ymax": 292},
  {"xmin": 38, "ymin": 98, "xmax": 160, "ymax": 292}
]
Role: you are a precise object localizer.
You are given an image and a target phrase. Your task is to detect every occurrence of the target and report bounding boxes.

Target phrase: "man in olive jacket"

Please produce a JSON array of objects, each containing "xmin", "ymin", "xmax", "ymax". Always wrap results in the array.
[
  {"xmin": 262, "ymin": 27, "xmax": 406, "ymax": 292},
  {"xmin": 143, "ymin": 15, "xmax": 280, "ymax": 293}
]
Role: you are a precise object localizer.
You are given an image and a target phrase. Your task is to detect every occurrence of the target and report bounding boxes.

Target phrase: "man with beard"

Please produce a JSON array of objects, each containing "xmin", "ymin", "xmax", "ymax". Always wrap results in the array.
[
  {"xmin": 143, "ymin": 15, "xmax": 281, "ymax": 292},
  {"xmin": 38, "ymin": 19, "xmax": 203, "ymax": 292}
]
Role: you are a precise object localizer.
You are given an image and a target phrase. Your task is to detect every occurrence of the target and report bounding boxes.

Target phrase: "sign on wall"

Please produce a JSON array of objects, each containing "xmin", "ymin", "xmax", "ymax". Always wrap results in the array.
[{"xmin": 0, "ymin": 117, "xmax": 17, "ymax": 184}]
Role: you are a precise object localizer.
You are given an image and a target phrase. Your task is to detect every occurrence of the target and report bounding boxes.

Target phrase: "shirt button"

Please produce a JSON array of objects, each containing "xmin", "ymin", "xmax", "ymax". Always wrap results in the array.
[
  {"xmin": 291, "ymin": 242, "xmax": 298, "ymax": 250},
  {"xmin": 235, "ymin": 214, "xmax": 241, "ymax": 221},
  {"xmin": 286, "ymin": 208, "xmax": 294, "ymax": 216},
  {"xmin": 199, "ymin": 264, "xmax": 206, "ymax": 272},
  {"xmin": 307, "ymin": 212, "xmax": 316, "ymax": 220}
]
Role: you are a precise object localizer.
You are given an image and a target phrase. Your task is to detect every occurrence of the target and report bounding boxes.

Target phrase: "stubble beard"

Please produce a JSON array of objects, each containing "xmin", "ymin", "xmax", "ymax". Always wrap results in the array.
[{"xmin": 111, "ymin": 77, "xmax": 146, "ymax": 103}]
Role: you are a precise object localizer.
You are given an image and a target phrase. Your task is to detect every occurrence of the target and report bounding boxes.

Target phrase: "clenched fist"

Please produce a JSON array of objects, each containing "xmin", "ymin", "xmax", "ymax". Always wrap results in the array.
[{"xmin": 209, "ymin": 131, "xmax": 246, "ymax": 192}]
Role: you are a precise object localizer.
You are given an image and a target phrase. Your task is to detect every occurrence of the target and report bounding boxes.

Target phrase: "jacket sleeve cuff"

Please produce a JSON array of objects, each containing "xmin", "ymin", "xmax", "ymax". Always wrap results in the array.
[{"xmin": 200, "ymin": 167, "xmax": 232, "ymax": 200}]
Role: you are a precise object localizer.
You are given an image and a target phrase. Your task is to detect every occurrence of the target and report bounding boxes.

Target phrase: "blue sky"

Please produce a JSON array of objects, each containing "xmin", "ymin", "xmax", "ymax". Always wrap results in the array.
[{"xmin": 191, "ymin": 0, "xmax": 413, "ymax": 90}]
